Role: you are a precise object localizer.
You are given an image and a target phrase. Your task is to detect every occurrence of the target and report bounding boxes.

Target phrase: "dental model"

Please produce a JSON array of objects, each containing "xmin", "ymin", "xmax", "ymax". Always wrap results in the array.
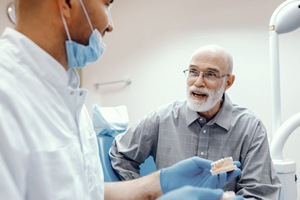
[
  {"xmin": 211, "ymin": 157, "xmax": 237, "ymax": 175},
  {"xmin": 221, "ymin": 191, "xmax": 236, "ymax": 200}
]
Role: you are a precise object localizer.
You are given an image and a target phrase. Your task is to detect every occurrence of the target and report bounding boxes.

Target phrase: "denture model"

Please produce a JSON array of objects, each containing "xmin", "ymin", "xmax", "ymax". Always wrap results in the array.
[{"xmin": 210, "ymin": 157, "xmax": 237, "ymax": 175}]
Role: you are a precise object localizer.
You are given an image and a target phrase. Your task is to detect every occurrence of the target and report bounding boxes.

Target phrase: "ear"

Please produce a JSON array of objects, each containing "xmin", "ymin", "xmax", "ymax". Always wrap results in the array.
[
  {"xmin": 57, "ymin": 0, "xmax": 72, "ymax": 19},
  {"xmin": 224, "ymin": 74, "xmax": 235, "ymax": 91}
]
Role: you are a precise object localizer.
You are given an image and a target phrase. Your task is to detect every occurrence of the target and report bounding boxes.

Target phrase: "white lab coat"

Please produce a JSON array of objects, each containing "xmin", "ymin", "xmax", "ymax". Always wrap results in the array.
[{"xmin": 0, "ymin": 28, "xmax": 104, "ymax": 200}]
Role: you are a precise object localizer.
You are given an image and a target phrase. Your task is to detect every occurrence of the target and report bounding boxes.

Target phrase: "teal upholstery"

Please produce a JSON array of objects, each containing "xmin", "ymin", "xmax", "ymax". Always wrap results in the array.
[{"xmin": 97, "ymin": 134, "xmax": 156, "ymax": 182}]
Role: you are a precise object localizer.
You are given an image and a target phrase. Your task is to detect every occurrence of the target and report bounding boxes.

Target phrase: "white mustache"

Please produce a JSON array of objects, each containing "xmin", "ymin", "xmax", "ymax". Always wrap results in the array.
[{"xmin": 188, "ymin": 85, "xmax": 212, "ymax": 96}]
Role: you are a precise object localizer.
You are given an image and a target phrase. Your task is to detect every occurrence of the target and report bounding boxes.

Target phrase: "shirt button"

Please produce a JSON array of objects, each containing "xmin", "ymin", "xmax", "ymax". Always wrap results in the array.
[{"xmin": 203, "ymin": 130, "xmax": 206, "ymax": 133}]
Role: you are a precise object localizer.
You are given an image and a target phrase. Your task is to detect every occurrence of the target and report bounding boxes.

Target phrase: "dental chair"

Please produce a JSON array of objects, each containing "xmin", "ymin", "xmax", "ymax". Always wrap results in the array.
[{"xmin": 97, "ymin": 134, "xmax": 156, "ymax": 182}]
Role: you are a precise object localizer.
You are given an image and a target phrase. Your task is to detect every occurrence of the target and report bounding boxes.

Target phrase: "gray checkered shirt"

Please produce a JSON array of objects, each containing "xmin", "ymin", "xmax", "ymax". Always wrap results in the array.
[{"xmin": 110, "ymin": 94, "xmax": 281, "ymax": 199}]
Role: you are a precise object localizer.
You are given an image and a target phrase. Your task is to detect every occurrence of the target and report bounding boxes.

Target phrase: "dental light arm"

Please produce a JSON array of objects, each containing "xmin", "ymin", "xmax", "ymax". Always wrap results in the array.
[
  {"xmin": 270, "ymin": 113, "xmax": 300, "ymax": 160},
  {"xmin": 269, "ymin": 0, "xmax": 300, "ymax": 135},
  {"xmin": 269, "ymin": 2, "xmax": 300, "ymax": 199}
]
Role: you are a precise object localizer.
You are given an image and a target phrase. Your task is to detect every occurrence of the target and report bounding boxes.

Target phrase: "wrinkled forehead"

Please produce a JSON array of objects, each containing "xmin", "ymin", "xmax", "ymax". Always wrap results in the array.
[{"xmin": 190, "ymin": 49, "xmax": 229, "ymax": 72}]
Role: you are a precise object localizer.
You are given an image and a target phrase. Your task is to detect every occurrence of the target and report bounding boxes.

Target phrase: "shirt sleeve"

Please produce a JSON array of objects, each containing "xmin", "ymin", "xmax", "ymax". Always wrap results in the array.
[
  {"xmin": 0, "ymin": 103, "xmax": 28, "ymax": 200},
  {"xmin": 236, "ymin": 121, "xmax": 281, "ymax": 199},
  {"xmin": 109, "ymin": 111, "xmax": 159, "ymax": 180}
]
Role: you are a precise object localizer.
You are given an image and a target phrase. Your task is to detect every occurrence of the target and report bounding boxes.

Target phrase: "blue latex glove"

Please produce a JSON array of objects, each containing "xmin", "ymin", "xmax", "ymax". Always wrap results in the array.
[
  {"xmin": 160, "ymin": 157, "xmax": 241, "ymax": 194},
  {"xmin": 157, "ymin": 186, "xmax": 244, "ymax": 200},
  {"xmin": 232, "ymin": 196, "xmax": 244, "ymax": 200}
]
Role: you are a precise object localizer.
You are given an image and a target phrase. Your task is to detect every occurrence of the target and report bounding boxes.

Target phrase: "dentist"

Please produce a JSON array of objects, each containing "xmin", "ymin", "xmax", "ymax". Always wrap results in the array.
[{"xmin": 0, "ymin": 0, "xmax": 241, "ymax": 199}]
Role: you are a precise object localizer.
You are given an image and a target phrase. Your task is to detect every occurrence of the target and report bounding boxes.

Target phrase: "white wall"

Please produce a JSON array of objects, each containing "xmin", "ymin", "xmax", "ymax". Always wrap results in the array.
[
  {"xmin": 82, "ymin": 0, "xmax": 300, "ymax": 197},
  {"xmin": 1, "ymin": 0, "xmax": 14, "ymax": 32}
]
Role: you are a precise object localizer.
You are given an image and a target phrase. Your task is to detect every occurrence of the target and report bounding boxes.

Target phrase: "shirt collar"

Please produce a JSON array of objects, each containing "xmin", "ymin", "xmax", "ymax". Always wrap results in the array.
[
  {"xmin": 185, "ymin": 93, "xmax": 233, "ymax": 131},
  {"xmin": 208, "ymin": 93, "xmax": 233, "ymax": 131},
  {"xmin": 185, "ymin": 102, "xmax": 201, "ymax": 126},
  {"xmin": 3, "ymin": 27, "xmax": 69, "ymax": 87}
]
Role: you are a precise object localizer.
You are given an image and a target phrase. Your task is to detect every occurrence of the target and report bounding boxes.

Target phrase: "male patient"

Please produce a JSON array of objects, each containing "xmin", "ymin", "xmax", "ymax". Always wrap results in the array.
[{"xmin": 110, "ymin": 44, "xmax": 281, "ymax": 199}]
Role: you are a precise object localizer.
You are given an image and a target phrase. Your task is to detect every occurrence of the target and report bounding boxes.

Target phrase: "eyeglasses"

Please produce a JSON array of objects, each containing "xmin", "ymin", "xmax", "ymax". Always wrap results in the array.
[{"xmin": 183, "ymin": 69, "xmax": 230, "ymax": 81}]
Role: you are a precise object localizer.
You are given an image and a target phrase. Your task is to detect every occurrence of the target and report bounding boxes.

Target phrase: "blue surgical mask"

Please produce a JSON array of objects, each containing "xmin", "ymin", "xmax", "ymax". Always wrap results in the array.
[
  {"xmin": 65, "ymin": 29, "xmax": 106, "ymax": 68},
  {"xmin": 61, "ymin": 0, "xmax": 106, "ymax": 69}
]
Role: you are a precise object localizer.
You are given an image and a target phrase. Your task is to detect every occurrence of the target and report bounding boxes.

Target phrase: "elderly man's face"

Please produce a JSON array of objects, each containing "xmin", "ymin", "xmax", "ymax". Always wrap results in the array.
[{"xmin": 186, "ymin": 50, "xmax": 229, "ymax": 113}]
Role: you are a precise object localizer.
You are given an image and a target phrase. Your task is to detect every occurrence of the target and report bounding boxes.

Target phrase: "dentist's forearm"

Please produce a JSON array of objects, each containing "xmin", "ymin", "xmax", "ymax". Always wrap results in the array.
[{"xmin": 104, "ymin": 171, "xmax": 162, "ymax": 200}]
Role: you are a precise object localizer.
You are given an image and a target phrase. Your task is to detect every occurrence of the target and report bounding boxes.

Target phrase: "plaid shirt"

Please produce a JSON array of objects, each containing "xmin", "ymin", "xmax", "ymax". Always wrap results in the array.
[{"xmin": 110, "ymin": 94, "xmax": 281, "ymax": 199}]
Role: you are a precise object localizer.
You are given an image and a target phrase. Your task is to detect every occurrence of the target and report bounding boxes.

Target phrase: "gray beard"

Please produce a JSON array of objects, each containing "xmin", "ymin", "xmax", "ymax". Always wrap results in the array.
[{"xmin": 186, "ymin": 84, "xmax": 225, "ymax": 112}]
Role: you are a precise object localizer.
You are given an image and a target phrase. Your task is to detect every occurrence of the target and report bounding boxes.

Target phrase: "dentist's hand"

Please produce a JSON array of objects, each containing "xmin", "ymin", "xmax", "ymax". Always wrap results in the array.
[
  {"xmin": 157, "ymin": 186, "xmax": 244, "ymax": 200},
  {"xmin": 159, "ymin": 157, "xmax": 241, "ymax": 194}
]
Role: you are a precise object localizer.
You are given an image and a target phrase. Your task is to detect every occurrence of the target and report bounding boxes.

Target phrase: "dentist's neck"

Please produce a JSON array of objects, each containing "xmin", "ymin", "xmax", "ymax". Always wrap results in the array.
[{"xmin": 15, "ymin": 0, "xmax": 69, "ymax": 70}]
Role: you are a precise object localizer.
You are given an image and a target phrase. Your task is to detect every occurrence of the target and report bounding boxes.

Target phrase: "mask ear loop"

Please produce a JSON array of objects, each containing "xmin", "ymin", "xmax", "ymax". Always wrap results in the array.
[
  {"xmin": 78, "ymin": 0, "xmax": 94, "ymax": 32},
  {"xmin": 61, "ymin": 11, "xmax": 79, "ymax": 86},
  {"xmin": 61, "ymin": 12, "xmax": 72, "ymax": 42}
]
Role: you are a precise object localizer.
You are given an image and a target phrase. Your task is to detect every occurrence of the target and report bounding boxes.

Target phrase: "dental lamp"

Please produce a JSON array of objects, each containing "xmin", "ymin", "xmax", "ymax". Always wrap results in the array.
[
  {"xmin": 269, "ymin": 0, "xmax": 300, "ymax": 134},
  {"xmin": 269, "ymin": 0, "xmax": 300, "ymax": 199}
]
